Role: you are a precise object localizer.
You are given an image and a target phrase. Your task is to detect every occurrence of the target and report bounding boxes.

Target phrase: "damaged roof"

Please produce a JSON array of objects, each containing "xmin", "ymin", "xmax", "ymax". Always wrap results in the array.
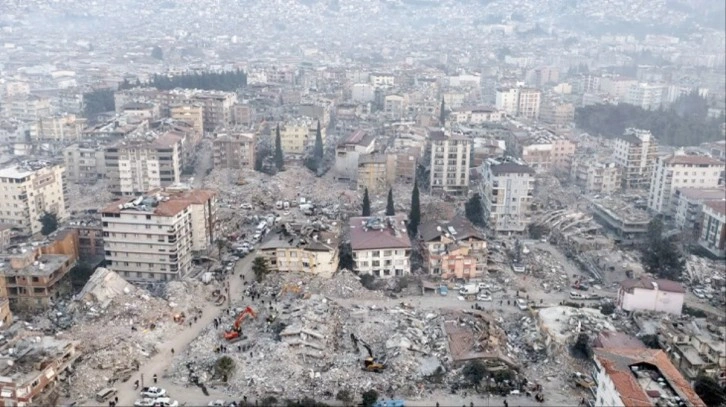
[
  {"xmin": 418, "ymin": 215, "xmax": 485, "ymax": 242},
  {"xmin": 349, "ymin": 215, "xmax": 411, "ymax": 250},
  {"xmin": 619, "ymin": 276, "xmax": 685, "ymax": 293}
]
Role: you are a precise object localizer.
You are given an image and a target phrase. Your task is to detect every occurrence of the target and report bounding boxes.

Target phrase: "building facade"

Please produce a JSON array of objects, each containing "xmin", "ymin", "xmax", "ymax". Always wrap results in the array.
[
  {"xmin": 479, "ymin": 159, "xmax": 535, "ymax": 234},
  {"xmin": 571, "ymin": 159, "xmax": 621, "ymax": 194},
  {"xmin": 349, "ymin": 215, "xmax": 411, "ymax": 278},
  {"xmin": 63, "ymin": 143, "xmax": 106, "ymax": 184},
  {"xmin": 0, "ymin": 163, "xmax": 68, "ymax": 235},
  {"xmin": 647, "ymin": 153, "xmax": 724, "ymax": 214},
  {"xmin": 418, "ymin": 216, "xmax": 487, "ymax": 279},
  {"xmin": 212, "ymin": 129, "xmax": 256, "ymax": 170},
  {"xmin": 333, "ymin": 129, "xmax": 376, "ymax": 183},
  {"xmin": 429, "ymin": 130, "xmax": 471, "ymax": 196},
  {"xmin": 357, "ymin": 154, "xmax": 396, "ymax": 196},
  {"xmin": 617, "ymin": 277, "xmax": 685, "ymax": 315},
  {"xmin": 612, "ymin": 128, "xmax": 658, "ymax": 190},
  {"xmin": 699, "ymin": 200, "xmax": 726, "ymax": 258}
]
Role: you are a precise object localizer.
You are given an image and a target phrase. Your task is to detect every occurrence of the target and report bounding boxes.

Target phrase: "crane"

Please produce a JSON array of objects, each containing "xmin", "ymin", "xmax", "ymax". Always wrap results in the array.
[{"xmin": 223, "ymin": 306, "xmax": 256, "ymax": 341}]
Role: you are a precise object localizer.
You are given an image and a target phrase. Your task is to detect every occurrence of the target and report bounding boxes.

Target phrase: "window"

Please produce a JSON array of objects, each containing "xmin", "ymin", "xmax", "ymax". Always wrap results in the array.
[{"xmin": 383, "ymin": 250, "xmax": 392, "ymax": 256}]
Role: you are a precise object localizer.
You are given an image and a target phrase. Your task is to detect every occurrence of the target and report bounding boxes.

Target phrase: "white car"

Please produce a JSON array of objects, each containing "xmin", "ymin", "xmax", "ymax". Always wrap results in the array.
[
  {"xmin": 477, "ymin": 294, "xmax": 492, "ymax": 302},
  {"xmin": 208, "ymin": 401, "xmax": 226, "ymax": 407},
  {"xmin": 152, "ymin": 398, "xmax": 178, "ymax": 407},
  {"xmin": 134, "ymin": 399, "xmax": 156, "ymax": 407},
  {"xmin": 140, "ymin": 387, "xmax": 167, "ymax": 398},
  {"xmin": 240, "ymin": 203, "xmax": 253, "ymax": 210}
]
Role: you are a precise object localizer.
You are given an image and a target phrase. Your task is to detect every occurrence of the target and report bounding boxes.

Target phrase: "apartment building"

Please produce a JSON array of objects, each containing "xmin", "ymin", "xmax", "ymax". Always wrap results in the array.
[
  {"xmin": 699, "ymin": 200, "xmax": 726, "ymax": 258},
  {"xmin": 612, "ymin": 128, "xmax": 658, "ymax": 190},
  {"xmin": 626, "ymin": 82, "xmax": 665, "ymax": 110},
  {"xmin": 479, "ymin": 158, "xmax": 535, "ymax": 234},
  {"xmin": 357, "ymin": 154, "xmax": 396, "ymax": 196},
  {"xmin": 0, "ymin": 163, "xmax": 68, "ymax": 235},
  {"xmin": 539, "ymin": 101, "xmax": 575, "ymax": 126},
  {"xmin": 29, "ymin": 114, "xmax": 86, "ymax": 141},
  {"xmin": 593, "ymin": 348, "xmax": 706, "ymax": 407},
  {"xmin": 63, "ymin": 143, "xmax": 106, "ymax": 184},
  {"xmin": 392, "ymin": 147, "xmax": 419, "ymax": 184},
  {"xmin": 279, "ymin": 119, "xmax": 326, "ymax": 156},
  {"xmin": 519, "ymin": 131, "xmax": 576, "ymax": 173},
  {"xmin": 333, "ymin": 129, "xmax": 376, "ymax": 183},
  {"xmin": 617, "ymin": 276, "xmax": 685, "ymax": 315},
  {"xmin": 212, "ymin": 129, "xmax": 256, "ymax": 170},
  {"xmin": 418, "ymin": 216, "xmax": 487, "ymax": 279},
  {"xmin": 104, "ymin": 132, "xmax": 182, "ymax": 196},
  {"xmin": 231, "ymin": 103, "xmax": 255, "ymax": 127},
  {"xmin": 120, "ymin": 102, "xmax": 160, "ymax": 121},
  {"xmin": 170, "ymin": 104, "xmax": 204, "ymax": 136},
  {"xmin": 571, "ymin": 159, "xmax": 621, "ymax": 194},
  {"xmin": 647, "ymin": 153, "xmax": 724, "ymax": 214},
  {"xmin": 102, "ymin": 189, "xmax": 216, "ymax": 282},
  {"xmin": 369, "ymin": 73, "xmax": 395, "ymax": 87},
  {"xmin": 384, "ymin": 94, "xmax": 407, "ymax": 120},
  {"xmin": 187, "ymin": 91, "xmax": 237, "ymax": 132},
  {"xmin": 2, "ymin": 95, "xmax": 51, "ymax": 122},
  {"xmin": 495, "ymin": 88, "xmax": 520, "ymax": 115},
  {"xmin": 449, "ymin": 107, "xmax": 503, "ymax": 125},
  {"xmin": 258, "ymin": 223, "xmax": 339, "ymax": 278},
  {"xmin": 349, "ymin": 215, "xmax": 411, "ymax": 278},
  {"xmin": 672, "ymin": 188, "xmax": 726, "ymax": 235},
  {"xmin": 429, "ymin": 130, "xmax": 471, "ymax": 196},
  {"xmin": 351, "ymin": 83, "xmax": 375, "ymax": 102},
  {"xmin": 495, "ymin": 87, "xmax": 541, "ymax": 119}
]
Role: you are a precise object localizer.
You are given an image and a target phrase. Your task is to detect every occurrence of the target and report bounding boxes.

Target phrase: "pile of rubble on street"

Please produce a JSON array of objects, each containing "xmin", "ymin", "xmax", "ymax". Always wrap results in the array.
[{"xmin": 33, "ymin": 268, "xmax": 213, "ymax": 401}]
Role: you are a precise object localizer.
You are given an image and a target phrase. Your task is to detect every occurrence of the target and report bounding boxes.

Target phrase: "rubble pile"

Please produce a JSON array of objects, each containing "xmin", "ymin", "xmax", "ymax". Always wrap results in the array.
[
  {"xmin": 66, "ymin": 181, "xmax": 114, "ymax": 213},
  {"xmin": 170, "ymin": 291, "xmax": 447, "ymax": 400},
  {"xmin": 58, "ymin": 268, "xmax": 210, "ymax": 399},
  {"xmin": 685, "ymin": 255, "xmax": 726, "ymax": 286}
]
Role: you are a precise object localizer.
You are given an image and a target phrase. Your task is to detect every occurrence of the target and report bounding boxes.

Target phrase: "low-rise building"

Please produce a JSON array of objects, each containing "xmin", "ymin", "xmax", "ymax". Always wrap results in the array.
[
  {"xmin": 672, "ymin": 188, "xmax": 725, "ymax": 236},
  {"xmin": 418, "ymin": 216, "xmax": 487, "ymax": 279},
  {"xmin": 699, "ymin": 200, "xmax": 726, "ymax": 258},
  {"xmin": 616, "ymin": 276, "xmax": 685, "ymax": 315},
  {"xmin": 591, "ymin": 197, "xmax": 651, "ymax": 238},
  {"xmin": 449, "ymin": 107, "xmax": 503, "ymax": 125},
  {"xmin": 258, "ymin": 223, "xmax": 339, "ymax": 278},
  {"xmin": 593, "ymin": 348, "xmax": 706, "ymax": 407},
  {"xmin": 333, "ymin": 130, "xmax": 376, "ymax": 183},
  {"xmin": 212, "ymin": 129, "xmax": 256, "ymax": 169},
  {"xmin": 349, "ymin": 215, "xmax": 411, "ymax": 278},
  {"xmin": 357, "ymin": 154, "xmax": 396, "ymax": 196}
]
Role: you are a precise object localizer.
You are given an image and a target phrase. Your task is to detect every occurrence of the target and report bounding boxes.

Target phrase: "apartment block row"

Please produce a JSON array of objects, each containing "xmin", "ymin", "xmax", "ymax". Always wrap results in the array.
[{"xmin": 495, "ymin": 87, "xmax": 542, "ymax": 120}]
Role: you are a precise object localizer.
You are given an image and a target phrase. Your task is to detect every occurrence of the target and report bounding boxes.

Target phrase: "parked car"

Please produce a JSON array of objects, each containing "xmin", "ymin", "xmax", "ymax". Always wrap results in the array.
[
  {"xmin": 140, "ymin": 387, "xmax": 167, "ymax": 399},
  {"xmin": 693, "ymin": 288, "xmax": 705, "ymax": 299},
  {"xmin": 208, "ymin": 401, "xmax": 226, "ymax": 407},
  {"xmin": 516, "ymin": 299, "xmax": 529, "ymax": 311},
  {"xmin": 134, "ymin": 399, "xmax": 157, "ymax": 407},
  {"xmin": 477, "ymin": 293, "xmax": 492, "ymax": 302},
  {"xmin": 152, "ymin": 398, "xmax": 178, "ymax": 407}
]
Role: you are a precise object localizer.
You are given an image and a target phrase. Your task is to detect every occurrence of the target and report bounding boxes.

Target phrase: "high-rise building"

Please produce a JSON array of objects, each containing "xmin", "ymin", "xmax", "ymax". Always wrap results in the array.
[
  {"xmin": 478, "ymin": 158, "xmax": 535, "ymax": 234},
  {"xmin": 0, "ymin": 163, "xmax": 68, "ymax": 235},
  {"xmin": 212, "ymin": 129, "xmax": 256, "ymax": 169},
  {"xmin": 63, "ymin": 144, "xmax": 107, "ymax": 184},
  {"xmin": 101, "ymin": 189, "xmax": 217, "ymax": 282},
  {"xmin": 429, "ymin": 129, "xmax": 471, "ymax": 196},
  {"xmin": 612, "ymin": 128, "xmax": 658, "ymax": 190},
  {"xmin": 626, "ymin": 83, "xmax": 665, "ymax": 110},
  {"xmin": 647, "ymin": 153, "xmax": 724, "ymax": 214}
]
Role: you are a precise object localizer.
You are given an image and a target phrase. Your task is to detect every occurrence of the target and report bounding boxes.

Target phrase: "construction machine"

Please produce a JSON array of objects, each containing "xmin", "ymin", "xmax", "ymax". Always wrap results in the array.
[
  {"xmin": 222, "ymin": 306, "xmax": 256, "ymax": 341},
  {"xmin": 350, "ymin": 334, "xmax": 387, "ymax": 372}
]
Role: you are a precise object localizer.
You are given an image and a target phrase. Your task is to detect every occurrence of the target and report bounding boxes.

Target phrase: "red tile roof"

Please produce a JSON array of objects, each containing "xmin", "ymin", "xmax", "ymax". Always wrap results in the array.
[
  {"xmin": 664, "ymin": 154, "xmax": 724, "ymax": 166},
  {"xmin": 349, "ymin": 216, "xmax": 411, "ymax": 250}
]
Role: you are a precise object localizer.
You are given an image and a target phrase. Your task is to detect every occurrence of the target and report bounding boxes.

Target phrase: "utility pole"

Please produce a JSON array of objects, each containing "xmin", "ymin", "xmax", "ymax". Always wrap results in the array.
[
  {"xmin": 140, "ymin": 373, "xmax": 144, "ymax": 389},
  {"xmin": 226, "ymin": 280, "xmax": 231, "ymax": 308}
]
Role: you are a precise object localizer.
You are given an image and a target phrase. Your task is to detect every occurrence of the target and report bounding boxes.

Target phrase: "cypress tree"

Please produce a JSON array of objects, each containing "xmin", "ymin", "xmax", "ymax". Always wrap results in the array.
[
  {"xmin": 439, "ymin": 98, "xmax": 446, "ymax": 126},
  {"xmin": 385, "ymin": 188, "xmax": 395, "ymax": 216},
  {"xmin": 362, "ymin": 188, "xmax": 371, "ymax": 217},
  {"xmin": 274, "ymin": 124, "xmax": 284, "ymax": 170},
  {"xmin": 408, "ymin": 180, "xmax": 420, "ymax": 236},
  {"xmin": 313, "ymin": 120, "xmax": 324, "ymax": 170}
]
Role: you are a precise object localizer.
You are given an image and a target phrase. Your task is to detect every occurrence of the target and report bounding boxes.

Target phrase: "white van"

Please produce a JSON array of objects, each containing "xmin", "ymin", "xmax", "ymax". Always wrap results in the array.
[{"xmin": 96, "ymin": 388, "xmax": 118, "ymax": 403}]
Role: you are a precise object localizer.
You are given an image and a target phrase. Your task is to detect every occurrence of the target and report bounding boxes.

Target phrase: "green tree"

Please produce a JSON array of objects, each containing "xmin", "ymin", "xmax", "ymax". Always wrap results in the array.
[
  {"xmin": 385, "ymin": 188, "xmax": 395, "ymax": 216},
  {"xmin": 361, "ymin": 389, "xmax": 378, "ymax": 407},
  {"xmin": 70, "ymin": 263, "xmax": 96, "ymax": 288},
  {"xmin": 462, "ymin": 360, "xmax": 487, "ymax": 390},
  {"xmin": 40, "ymin": 211, "xmax": 59, "ymax": 236},
  {"xmin": 215, "ymin": 238, "xmax": 227, "ymax": 260},
  {"xmin": 464, "ymin": 194, "xmax": 486, "ymax": 227},
  {"xmin": 408, "ymin": 180, "xmax": 421, "ymax": 236},
  {"xmin": 314, "ymin": 120, "xmax": 324, "ymax": 164},
  {"xmin": 641, "ymin": 218, "xmax": 685, "ymax": 280},
  {"xmin": 693, "ymin": 375, "xmax": 726, "ymax": 406},
  {"xmin": 439, "ymin": 98, "xmax": 446, "ymax": 126},
  {"xmin": 151, "ymin": 45, "xmax": 164, "ymax": 60},
  {"xmin": 362, "ymin": 188, "xmax": 371, "ymax": 216},
  {"xmin": 335, "ymin": 390, "xmax": 353, "ymax": 406},
  {"xmin": 82, "ymin": 89, "xmax": 115, "ymax": 118},
  {"xmin": 274, "ymin": 124, "xmax": 284, "ymax": 170},
  {"xmin": 252, "ymin": 256, "xmax": 270, "ymax": 282},
  {"xmin": 337, "ymin": 242, "xmax": 353, "ymax": 271},
  {"xmin": 214, "ymin": 356, "xmax": 235, "ymax": 381}
]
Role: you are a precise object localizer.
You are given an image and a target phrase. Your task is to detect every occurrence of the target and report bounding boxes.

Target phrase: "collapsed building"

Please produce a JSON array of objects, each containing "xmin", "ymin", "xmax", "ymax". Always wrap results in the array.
[
  {"xmin": 418, "ymin": 216, "xmax": 487, "ymax": 279},
  {"xmin": 257, "ymin": 222, "xmax": 341, "ymax": 278}
]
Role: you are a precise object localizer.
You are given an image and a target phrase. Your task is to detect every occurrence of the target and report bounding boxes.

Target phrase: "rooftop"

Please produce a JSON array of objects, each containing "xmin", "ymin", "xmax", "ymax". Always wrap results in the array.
[
  {"xmin": 620, "ymin": 276, "xmax": 685, "ymax": 293},
  {"xmin": 349, "ymin": 215, "xmax": 411, "ymax": 251},
  {"xmin": 675, "ymin": 187, "xmax": 726, "ymax": 201},
  {"xmin": 664, "ymin": 154, "xmax": 724, "ymax": 166},
  {"xmin": 703, "ymin": 200, "xmax": 726, "ymax": 216},
  {"xmin": 102, "ymin": 188, "xmax": 216, "ymax": 217},
  {"xmin": 418, "ymin": 215, "xmax": 485, "ymax": 242},
  {"xmin": 0, "ymin": 253, "xmax": 72, "ymax": 277},
  {"xmin": 0, "ymin": 162, "xmax": 56, "ymax": 179},
  {"xmin": 490, "ymin": 162, "xmax": 535, "ymax": 176}
]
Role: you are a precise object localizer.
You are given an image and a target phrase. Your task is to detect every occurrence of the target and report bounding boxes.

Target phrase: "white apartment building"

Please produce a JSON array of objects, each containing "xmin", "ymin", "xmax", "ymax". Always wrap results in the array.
[
  {"xmin": 495, "ymin": 87, "xmax": 541, "ymax": 119},
  {"xmin": 101, "ymin": 189, "xmax": 216, "ymax": 282},
  {"xmin": 384, "ymin": 94, "xmax": 407, "ymax": 120},
  {"xmin": 369, "ymin": 73, "xmax": 394, "ymax": 87},
  {"xmin": 104, "ymin": 132, "xmax": 182, "ymax": 196},
  {"xmin": 349, "ymin": 215, "xmax": 411, "ymax": 279},
  {"xmin": 699, "ymin": 200, "xmax": 726, "ymax": 258},
  {"xmin": 2, "ymin": 95, "xmax": 52, "ymax": 122},
  {"xmin": 449, "ymin": 107, "xmax": 503, "ymax": 125},
  {"xmin": 626, "ymin": 82, "xmax": 665, "ymax": 110},
  {"xmin": 612, "ymin": 128, "xmax": 658, "ymax": 190},
  {"xmin": 351, "ymin": 83, "xmax": 375, "ymax": 102},
  {"xmin": 30, "ymin": 114, "xmax": 86, "ymax": 141},
  {"xmin": 617, "ymin": 277, "xmax": 685, "ymax": 315},
  {"xmin": 479, "ymin": 158, "xmax": 535, "ymax": 234},
  {"xmin": 495, "ymin": 88, "xmax": 520, "ymax": 115},
  {"xmin": 672, "ymin": 188, "xmax": 725, "ymax": 234},
  {"xmin": 571, "ymin": 159, "xmax": 621, "ymax": 194},
  {"xmin": 429, "ymin": 130, "xmax": 471, "ymax": 196},
  {"xmin": 648, "ymin": 153, "xmax": 724, "ymax": 214},
  {"xmin": 0, "ymin": 163, "xmax": 68, "ymax": 235},
  {"xmin": 63, "ymin": 144, "xmax": 106, "ymax": 184}
]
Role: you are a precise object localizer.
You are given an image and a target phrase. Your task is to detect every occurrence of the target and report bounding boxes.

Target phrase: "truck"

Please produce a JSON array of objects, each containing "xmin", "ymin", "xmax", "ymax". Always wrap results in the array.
[{"xmin": 458, "ymin": 284, "xmax": 480, "ymax": 296}]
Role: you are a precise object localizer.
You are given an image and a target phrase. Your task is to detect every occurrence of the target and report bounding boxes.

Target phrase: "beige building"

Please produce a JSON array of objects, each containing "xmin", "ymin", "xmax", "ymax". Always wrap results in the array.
[
  {"xmin": 333, "ymin": 129, "xmax": 376, "ymax": 183},
  {"xmin": 571, "ymin": 159, "xmax": 621, "ymax": 194},
  {"xmin": 120, "ymin": 102, "xmax": 160, "ymax": 121},
  {"xmin": 30, "ymin": 114, "xmax": 86, "ymax": 141},
  {"xmin": 449, "ymin": 107, "xmax": 503, "ymax": 125},
  {"xmin": 384, "ymin": 94, "xmax": 408, "ymax": 120},
  {"xmin": 104, "ymin": 132, "xmax": 182, "ymax": 196},
  {"xmin": 0, "ymin": 163, "xmax": 68, "ymax": 235},
  {"xmin": 2, "ymin": 95, "xmax": 51, "ymax": 122},
  {"xmin": 495, "ymin": 88, "xmax": 520, "ymax": 115},
  {"xmin": 612, "ymin": 128, "xmax": 658, "ymax": 190},
  {"xmin": 212, "ymin": 129, "xmax": 256, "ymax": 169},
  {"xmin": 258, "ymin": 224, "xmax": 339, "ymax": 278},
  {"xmin": 231, "ymin": 103, "xmax": 255, "ymax": 126},
  {"xmin": 520, "ymin": 131, "xmax": 576, "ymax": 173},
  {"xmin": 517, "ymin": 88, "xmax": 542, "ymax": 119},
  {"xmin": 539, "ymin": 101, "xmax": 574, "ymax": 126},
  {"xmin": 349, "ymin": 215, "xmax": 411, "ymax": 278},
  {"xmin": 418, "ymin": 216, "xmax": 487, "ymax": 279},
  {"xmin": 170, "ymin": 104, "xmax": 204, "ymax": 136},
  {"xmin": 102, "ymin": 189, "xmax": 217, "ymax": 282},
  {"xmin": 63, "ymin": 143, "xmax": 106, "ymax": 184},
  {"xmin": 357, "ymin": 154, "xmax": 397, "ymax": 196},
  {"xmin": 478, "ymin": 158, "xmax": 535, "ymax": 234},
  {"xmin": 279, "ymin": 119, "xmax": 326, "ymax": 156},
  {"xmin": 429, "ymin": 130, "xmax": 471, "ymax": 196},
  {"xmin": 647, "ymin": 153, "xmax": 724, "ymax": 214}
]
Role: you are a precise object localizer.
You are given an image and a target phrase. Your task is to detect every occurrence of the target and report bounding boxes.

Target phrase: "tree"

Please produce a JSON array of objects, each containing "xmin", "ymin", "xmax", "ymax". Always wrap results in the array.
[
  {"xmin": 362, "ymin": 188, "xmax": 371, "ymax": 217},
  {"xmin": 313, "ymin": 120, "xmax": 324, "ymax": 167},
  {"xmin": 361, "ymin": 390, "xmax": 378, "ymax": 407},
  {"xmin": 151, "ymin": 45, "xmax": 164, "ymax": 60},
  {"xmin": 40, "ymin": 212, "xmax": 59, "ymax": 236},
  {"xmin": 215, "ymin": 238, "xmax": 227, "ymax": 260},
  {"xmin": 600, "ymin": 302, "xmax": 616, "ymax": 315},
  {"xmin": 252, "ymin": 256, "xmax": 270, "ymax": 282},
  {"xmin": 464, "ymin": 194, "xmax": 486, "ymax": 227},
  {"xmin": 408, "ymin": 180, "xmax": 421, "ymax": 236},
  {"xmin": 385, "ymin": 188, "xmax": 395, "ymax": 216},
  {"xmin": 360, "ymin": 274, "xmax": 376, "ymax": 290},
  {"xmin": 335, "ymin": 390, "xmax": 353, "ymax": 406},
  {"xmin": 82, "ymin": 89, "xmax": 115, "ymax": 118},
  {"xmin": 214, "ymin": 356, "xmax": 235, "ymax": 381},
  {"xmin": 338, "ymin": 242, "xmax": 353, "ymax": 271},
  {"xmin": 641, "ymin": 218, "xmax": 685, "ymax": 280},
  {"xmin": 274, "ymin": 124, "xmax": 284, "ymax": 170},
  {"xmin": 439, "ymin": 98, "xmax": 446, "ymax": 126},
  {"xmin": 571, "ymin": 333, "xmax": 593, "ymax": 360},
  {"xmin": 694, "ymin": 375, "xmax": 726, "ymax": 406},
  {"xmin": 462, "ymin": 360, "xmax": 487, "ymax": 390}
]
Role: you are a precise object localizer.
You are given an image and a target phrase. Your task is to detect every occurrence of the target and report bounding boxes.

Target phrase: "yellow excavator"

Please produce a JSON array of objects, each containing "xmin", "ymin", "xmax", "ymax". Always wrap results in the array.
[{"xmin": 351, "ymin": 334, "xmax": 386, "ymax": 373}]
